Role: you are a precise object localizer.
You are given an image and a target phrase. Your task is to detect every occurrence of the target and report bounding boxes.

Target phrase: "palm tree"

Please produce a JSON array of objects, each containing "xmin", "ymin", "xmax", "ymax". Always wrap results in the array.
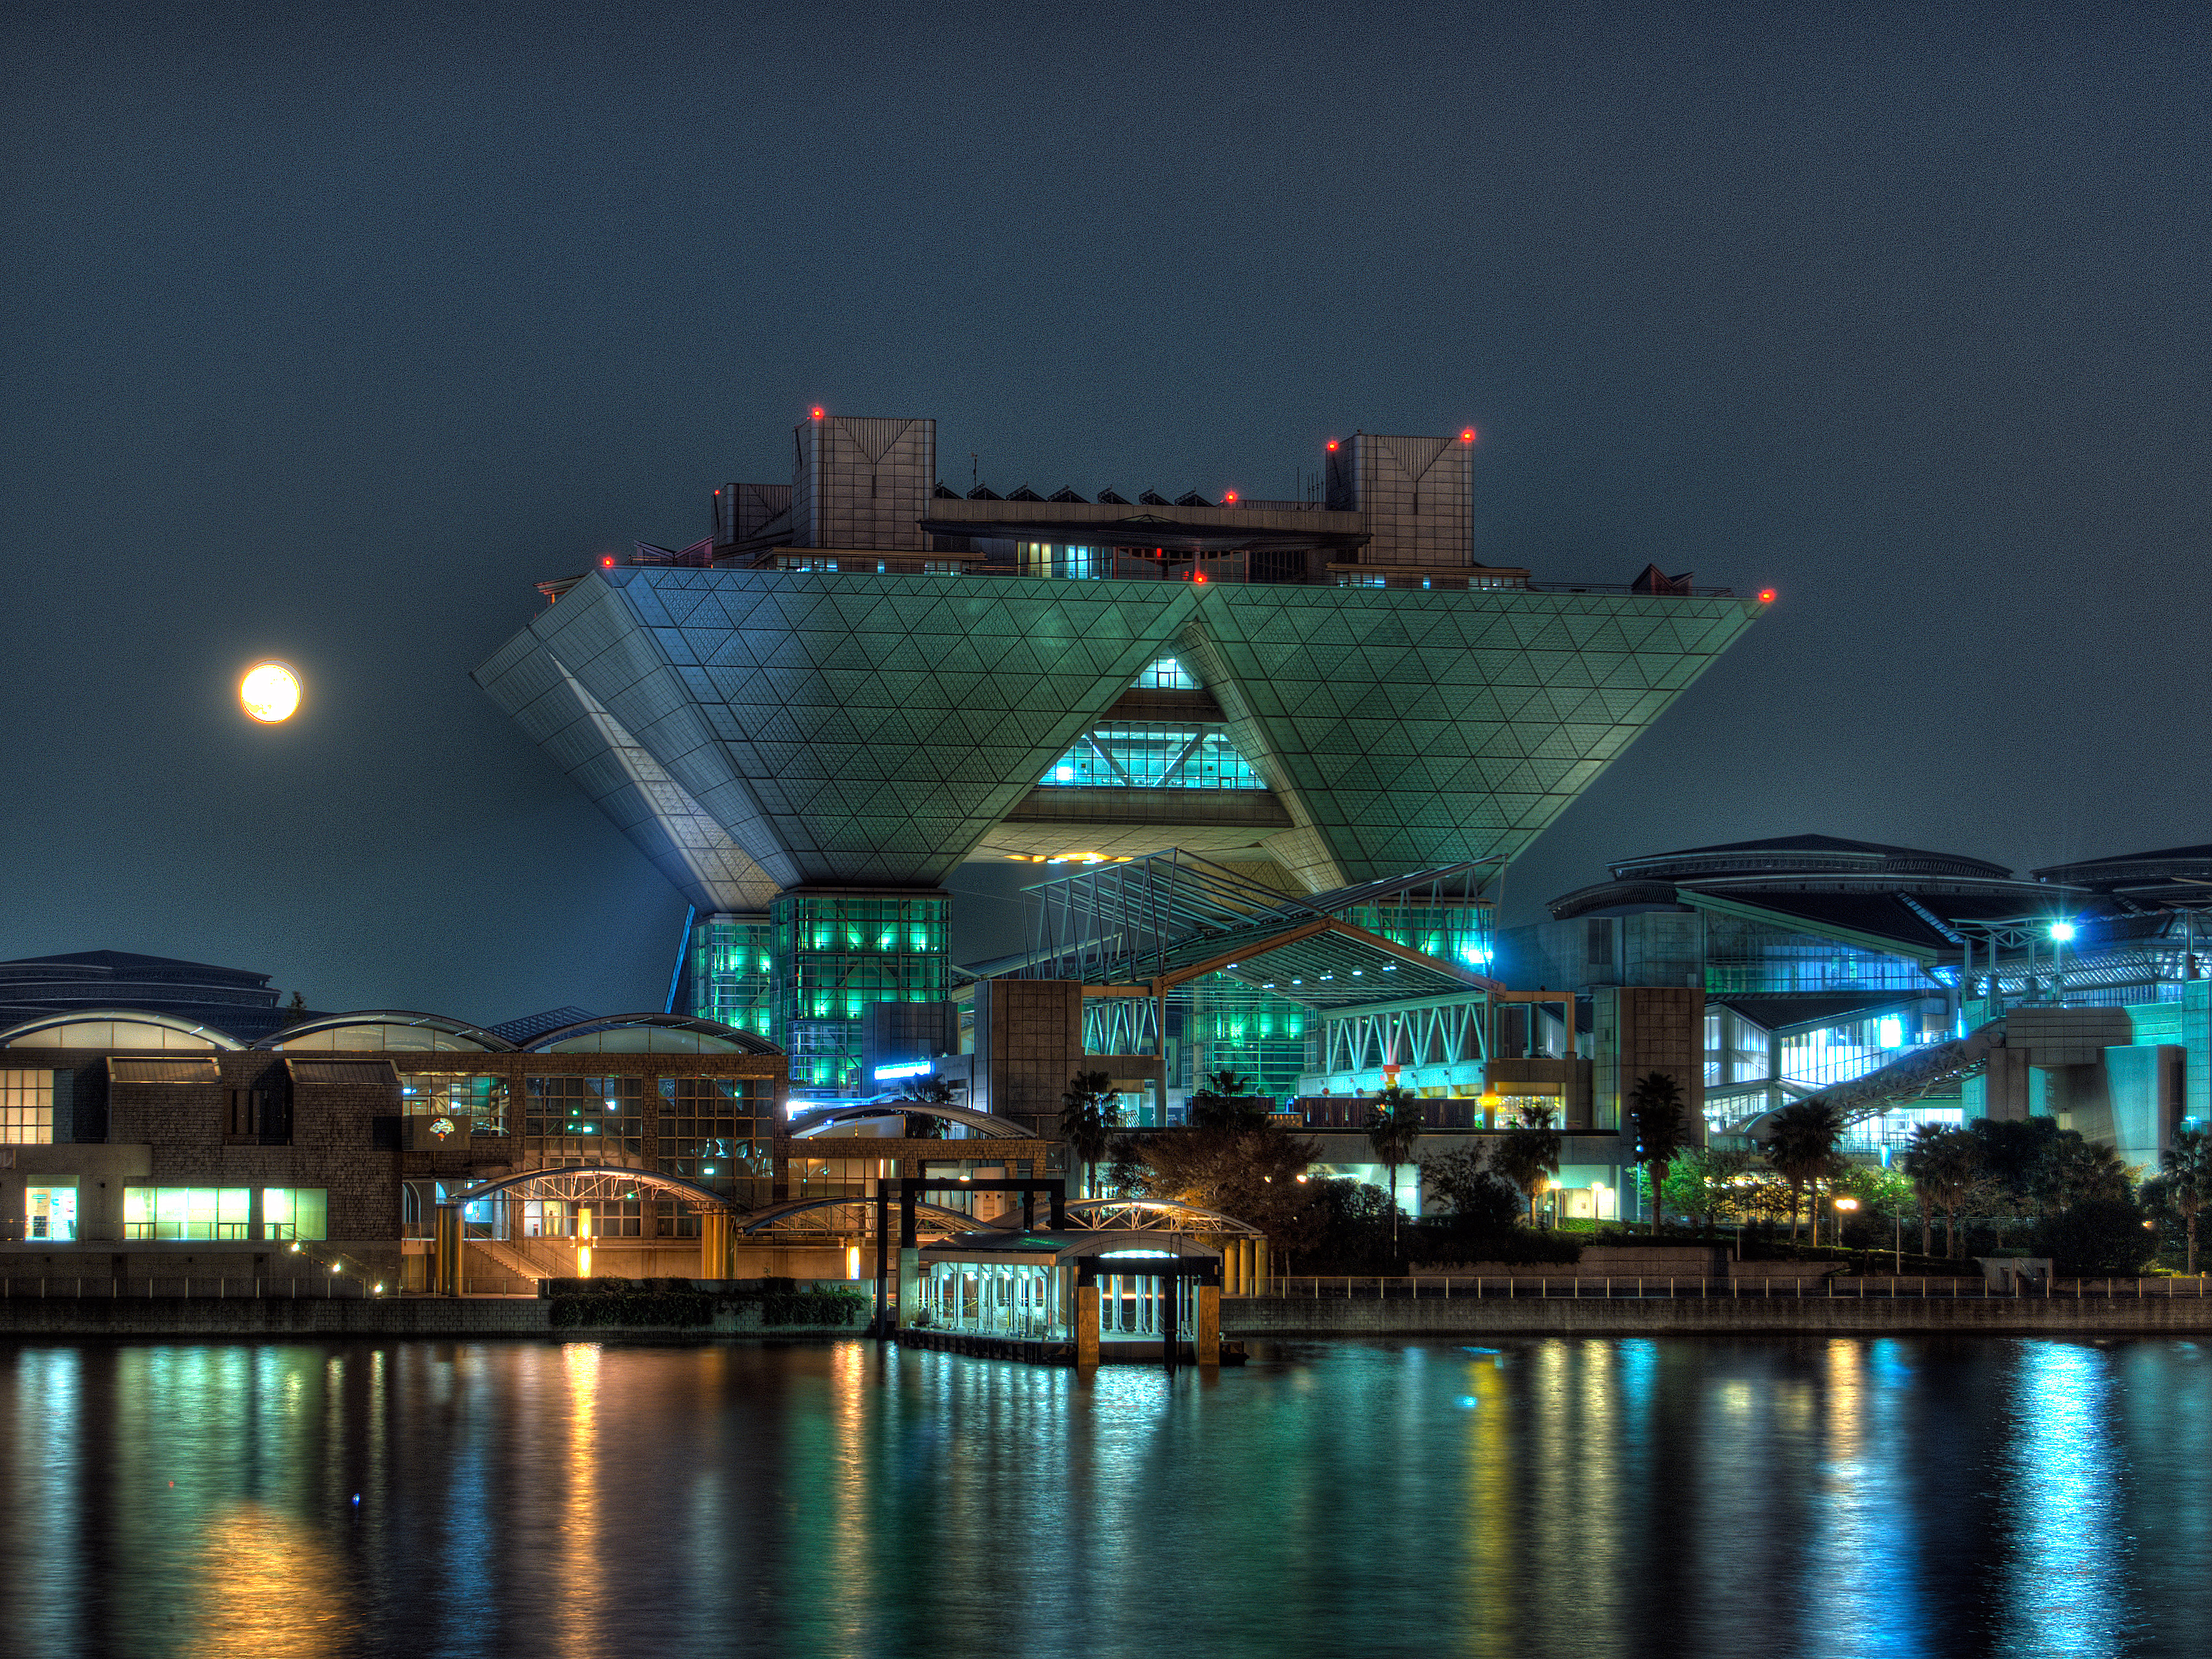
[
  {"xmin": 1058, "ymin": 1070, "xmax": 1120, "ymax": 1200},
  {"xmin": 1760, "ymin": 1100, "xmax": 1843, "ymax": 1244},
  {"xmin": 1626, "ymin": 1072, "xmax": 1690, "ymax": 1232},
  {"xmin": 2161, "ymin": 1125, "xmax": 2211, "ymax": 1275},
  {"xmin": 1188, "ymin": 1068, "xmax": 1269, "ymax": 1132},
  {"xmin": 1899, "ymin": 1124, "xmax": 1980, "ymax": 1258},
  {"xmin": 896, "ymin": 1076, "xmax": 956, "ymax": 1139},
  {"xmin": 1491, "ymin": 1102, "xmax": 1564, "ymax": 1227},
  {"xmin": 1365, "ymin": 1085, "xmax": 1424, "ymax": 1250}
]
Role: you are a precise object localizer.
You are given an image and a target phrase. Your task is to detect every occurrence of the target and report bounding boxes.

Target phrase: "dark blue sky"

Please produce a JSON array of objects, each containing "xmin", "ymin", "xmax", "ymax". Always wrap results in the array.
[{"xmin": 4, "ymin": 1, "xmax": 2207, "ymax": 1019}]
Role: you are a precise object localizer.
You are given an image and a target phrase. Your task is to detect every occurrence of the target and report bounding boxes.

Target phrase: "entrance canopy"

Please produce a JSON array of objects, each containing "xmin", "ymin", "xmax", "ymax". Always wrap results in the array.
[{"xmin": 449, "ymin": 1166, "xmax": 738, "ymax": 1214}]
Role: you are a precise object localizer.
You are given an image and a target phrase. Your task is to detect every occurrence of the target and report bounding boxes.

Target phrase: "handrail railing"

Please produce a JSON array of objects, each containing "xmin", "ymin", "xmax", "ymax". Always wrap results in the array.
[{"xmin": 1225, "ymin": 1274, "xmax": 2211, "ymax": 1300}]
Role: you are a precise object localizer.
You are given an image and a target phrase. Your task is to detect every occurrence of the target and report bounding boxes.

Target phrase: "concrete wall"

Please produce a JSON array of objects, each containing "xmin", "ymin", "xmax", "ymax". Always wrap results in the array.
[
  {"xmin": 1225, "ymin": 1293, "xmax": 2212, "ymax": 1338},
  {"xmin": 1594, "ymin": 985, "xmax": 1705, "ymax": 1146},
  {"xmin": 972, "ymin": 979, "xmax": 1086, "ymax": 1139}
]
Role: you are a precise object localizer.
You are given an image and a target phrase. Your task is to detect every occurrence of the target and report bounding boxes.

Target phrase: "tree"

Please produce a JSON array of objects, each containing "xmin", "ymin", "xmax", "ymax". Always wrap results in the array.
[
  {"xmin": 1422, "ymin": 1141, "xmax": 1523, "ymax": 1231},
  {"xmin": 1760, "ymin": 1100, "xmax": 1843, "ymax": 1244},
  {"xmin": 1900, "ymin": 1124, "xmax": 1981, "ymax": 1258},
  {"xmin": 1365, "ymin": 1085, "xmax": 1424, "ymax": 1250},
  {"xmin": 1664, "ymin": 1147, "xmax": 1758, "ymax": 1232},
  {"xmin": 1188, "ymin": 1068, "xmax": 1270, "ymax": 1133},
  {"xmin": 1627, "ymin": 1073, "xmax": 1690, "ymax": 1231},
  {"xmin": 1058, "ymin": 1070, "xmax": 1120, "ymax": 1199},
  {"xmin": 2158, "ymin": 1125, "xmax": 2211, "ymax": 1275},
  {"xmin": 1120, "ymin": 1121, "xmax": 1324, "ymax": 1260},
  {"xmin": 2031, "ymin": 1132, "xmax": 2131, "ymax": 1214},
  {"xmin": 896, "ymin": 1076, "xmax": 956, "ymax": 1139},
  {"xmin": 2032, "ymin": 1195, "xmax": 2154, "ymax": 1277},
  {"xmin": 1965, "ymin": 1117, "xmax": 2062, "ymax": 1214},
  {"xmin": 1491, "ymin": 1103, "xmax": 1564, "ymax": 1228}
]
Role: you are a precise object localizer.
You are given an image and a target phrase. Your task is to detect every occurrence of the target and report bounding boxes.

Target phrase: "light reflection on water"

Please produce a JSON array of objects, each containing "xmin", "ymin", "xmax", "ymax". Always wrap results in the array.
[{"xmin": 0, "ymin": 1336, "xmax": 2205, "ymax": 1657}]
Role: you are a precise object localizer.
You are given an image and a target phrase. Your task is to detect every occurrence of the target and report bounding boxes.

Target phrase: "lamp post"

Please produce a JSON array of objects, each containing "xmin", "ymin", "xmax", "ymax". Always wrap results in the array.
[
  {"xmin": 1834, "ymin": 1196, "xmax": 1859, "ymax": 1255},
  {"xmin": 2049, "ymin": 920, "xmax": 2075, "ymax": 1004}
]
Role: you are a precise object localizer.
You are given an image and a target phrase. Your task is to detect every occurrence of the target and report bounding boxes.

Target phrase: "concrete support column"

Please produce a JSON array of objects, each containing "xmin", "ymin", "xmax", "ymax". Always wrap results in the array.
[
  {"xmin": 1252, "ymin": 1236, "xmax": 1268, "ymax": 1295},
  {"xmin": 699, "ymin": 1211, "xmax": 731, "ymax": 1280},
  {"xmin": 1076, "ymin": 1284, "xmax": 1100, "ymax": 1366},
  {"xmin": 432, "ymin": 1204, "xmax": 464, "ymax": 1297},
  {"xmin": 1196, "ymin": 1284, "xmax": 1219, "ymax": 1366},
  {"xmin": 898, "ymin": 1246, "xmax": 920, "ymax": 1329}
]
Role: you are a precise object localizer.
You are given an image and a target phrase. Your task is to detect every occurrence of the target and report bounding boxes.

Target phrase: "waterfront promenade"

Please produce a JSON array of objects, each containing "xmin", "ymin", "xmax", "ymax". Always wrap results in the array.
[{"xmin": 1, "ymin": 1276, "xmax": 2209, "ymax": 1338}]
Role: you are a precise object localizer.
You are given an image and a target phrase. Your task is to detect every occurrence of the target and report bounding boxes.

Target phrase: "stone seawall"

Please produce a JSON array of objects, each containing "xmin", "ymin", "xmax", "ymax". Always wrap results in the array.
[
  {"xmin": 0, "ymin": 1297, "xmax": 868, "ymax": 1340},
  {"xmin": 1224, "ymin": 1296, "xmax": 2212, "ymax": 1338}
]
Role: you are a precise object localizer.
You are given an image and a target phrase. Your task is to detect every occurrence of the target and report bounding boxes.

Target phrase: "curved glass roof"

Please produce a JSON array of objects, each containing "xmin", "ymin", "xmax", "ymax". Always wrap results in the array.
[
  {"xmin": 0, "ymin": 1009, "xmax": 245, "ymax": 1052},
  {"xmin": 254, "ymin": 1011, "xmax": 516, "ymax": 1053},
  {"xmin": 524, "ymin": 1013, "xmax": 783, "ymax": 1056}
]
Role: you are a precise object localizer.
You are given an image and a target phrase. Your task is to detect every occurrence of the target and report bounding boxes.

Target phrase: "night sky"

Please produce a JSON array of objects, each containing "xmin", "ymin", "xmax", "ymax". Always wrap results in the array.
[{"xmin": 4, "ymin": 3, "xmax": 2206, "ymax": 1021}]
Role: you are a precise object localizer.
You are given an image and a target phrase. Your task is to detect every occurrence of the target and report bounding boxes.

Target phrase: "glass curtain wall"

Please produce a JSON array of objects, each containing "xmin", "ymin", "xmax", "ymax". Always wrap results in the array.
[
  {"xmin": 1037, "ymin": 725, "xmax": 1266, "ymax": 790},
  {"xmin": 399, "ymin": 1073, "xmax": 509, "ymax": 1134},
  {"xmin": 1187, "ymin": 978, "xmax": 1309, "ymax": 1102},
  {"xmin": 1342, "ymin": 898, "xmax": 1495, "ymax": 972},
  {"xmin": 523, "ymin": 1076, "xmax": 646, "ymax": 1160},
  {"xmin": 656, "ymin": 1076, "xmax": 773, "ymax": 1230},
  {"xmin": 1703, "ymin": 916, "xmax": 1936, "ymax": 995},
  {"xmin": 775, "ymin": 893, "xmax": 949, "ymax": 1096},
  {"xmin": 685, "ymin": 915, "xmax": 776, "ymax": 1040}
]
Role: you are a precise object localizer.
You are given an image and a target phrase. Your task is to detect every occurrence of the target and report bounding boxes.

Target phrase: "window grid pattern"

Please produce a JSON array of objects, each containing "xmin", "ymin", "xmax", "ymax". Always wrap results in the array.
[
  {"xmin": 399, "ymin": 1073, "xmax": 509, "ymax": 1131},
  {"xmin": 1038, "ymin": 724, "xmax": 1266, "ymax": 790},
  {"xmin": 687, "ymin": 915, "xmax": 776, "ymax": 1039},
  {"xmin": 775, "ymin": 894, "xmax": 948, "ymax": 1095},
  {"xmin": 1187, "ymin": 979, "xmax": 1309, "ymax": 1101},
  {"xmin": 657, "ymin": 1076, "xmax": 773, "ymax": 1228},
  {"xmin": 0, "ymin": 1070, "xmax": 54, "ymax": 1145},
  {"xmin": 524, "ymin": 1076, "xmax": 645, "ymax": 1160}
]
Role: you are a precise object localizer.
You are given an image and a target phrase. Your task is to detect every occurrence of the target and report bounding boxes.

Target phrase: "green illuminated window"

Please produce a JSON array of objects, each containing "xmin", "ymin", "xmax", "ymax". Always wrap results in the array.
[
  {"xmin": 261, "ymin": 1188, "xmax": 328, "ymax": 1241},
  {"xmin": 123, "ymin": 1186, "xmax": 252, "ymax": 1241}
]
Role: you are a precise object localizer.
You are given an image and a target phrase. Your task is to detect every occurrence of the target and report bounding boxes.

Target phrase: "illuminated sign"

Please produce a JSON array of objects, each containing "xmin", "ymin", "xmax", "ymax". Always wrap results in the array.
[{"xmin": 872, "ymin": 1060, "xmax": 933, "ymax": 1082}]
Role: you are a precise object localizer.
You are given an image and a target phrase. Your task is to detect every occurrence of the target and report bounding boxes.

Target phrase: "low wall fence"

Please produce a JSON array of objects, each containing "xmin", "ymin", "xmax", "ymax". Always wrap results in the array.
[
  {"xmin": 2, "ymin": 1275, "xmax": 380, "ymax": 1301},
  {"xmin": 1238, "ymin": 1275, "xmax": 2212, "ymax": 1302}
]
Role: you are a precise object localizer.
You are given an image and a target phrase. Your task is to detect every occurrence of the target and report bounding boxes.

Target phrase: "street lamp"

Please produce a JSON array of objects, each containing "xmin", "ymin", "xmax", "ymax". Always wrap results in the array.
[{"xmin": 1834, "ymin": 1195, "xmax": 1859, "ymax": 1253}]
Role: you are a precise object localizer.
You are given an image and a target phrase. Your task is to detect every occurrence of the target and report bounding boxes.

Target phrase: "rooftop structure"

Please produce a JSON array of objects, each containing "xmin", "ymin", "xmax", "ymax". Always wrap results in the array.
[
  {"xmin": 475, "ymin": 406, "xmax": 1767, "ymax": 1096},
  {"xmin": 0, "ymin": 950, "xmax": 313, "ymax": 1044}
]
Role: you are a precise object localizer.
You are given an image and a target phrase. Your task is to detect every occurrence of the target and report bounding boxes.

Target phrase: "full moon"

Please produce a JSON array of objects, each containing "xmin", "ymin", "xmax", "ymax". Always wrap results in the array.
[{"xmin": 240, "ymin": 661, "xmax": 301, "ymax": 723}]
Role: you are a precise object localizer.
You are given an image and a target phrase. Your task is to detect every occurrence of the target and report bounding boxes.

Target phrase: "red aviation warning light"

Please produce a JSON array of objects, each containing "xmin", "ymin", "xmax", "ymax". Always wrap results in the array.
[
  {"xmin": 600, "ymin": 555, "xmax": 616, "ymax": 568},
  {"xmin": 1223, "ymin": 490, "xmax": 1238, "ymax": 503},
  {"xmin": 810, "ymin": 406, "xmax": 824, "ymax": 420},
  {"xmin": 1326, "ymin": 440, "xmax": 1339, "ymax": 451},
  {"xmin": 1758, "ymin": 588, "xmax": 1777, "ymax": 604}
]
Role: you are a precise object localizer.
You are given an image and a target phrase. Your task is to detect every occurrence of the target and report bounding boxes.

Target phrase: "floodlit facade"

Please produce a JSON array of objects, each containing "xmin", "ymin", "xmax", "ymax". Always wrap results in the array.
[
  {"xmin": 1497, "ymin": 834, "xmax": 2212, "ymax": 1173},
  {"xmin": 475, "ymin": 407, "xmax": 1766, "ymax": 1096}
]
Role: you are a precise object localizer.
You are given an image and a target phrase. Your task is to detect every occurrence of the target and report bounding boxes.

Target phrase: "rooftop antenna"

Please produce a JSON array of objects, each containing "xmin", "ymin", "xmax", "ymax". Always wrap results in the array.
[{"xmin": 971, "ymin": 453, "xmax": 979, "ymax": 491}]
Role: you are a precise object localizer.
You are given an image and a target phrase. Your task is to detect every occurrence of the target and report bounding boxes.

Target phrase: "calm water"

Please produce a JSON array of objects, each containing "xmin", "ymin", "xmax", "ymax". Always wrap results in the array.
[{"xmin": 1, "ymin": 1336, "xmax": 2207, "ymax": 1658}]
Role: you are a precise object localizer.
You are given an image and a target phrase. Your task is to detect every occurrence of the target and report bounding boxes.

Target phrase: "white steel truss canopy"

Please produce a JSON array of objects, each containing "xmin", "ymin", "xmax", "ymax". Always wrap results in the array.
[
  {"xmin": 1013, "ymin": 849, "xmax": 1502, "ymax": 1006},
  {"xmin": 1059, "ymin": 1198, "xmax": 1265, "ymax": 1236},
  {"xmin": 736, "ymin": 1197, "xmax": 977, "ymax": 1239},
  {"xmin": 450, "ymin": 1165, "xmax": 738, "ymax": 1213}
]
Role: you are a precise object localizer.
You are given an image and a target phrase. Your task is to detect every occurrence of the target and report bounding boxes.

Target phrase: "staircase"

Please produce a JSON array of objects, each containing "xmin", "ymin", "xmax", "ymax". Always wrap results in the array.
[{"xmin": 466, "ymin": 1234, "xmax": 570, "ymax": 1290}]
